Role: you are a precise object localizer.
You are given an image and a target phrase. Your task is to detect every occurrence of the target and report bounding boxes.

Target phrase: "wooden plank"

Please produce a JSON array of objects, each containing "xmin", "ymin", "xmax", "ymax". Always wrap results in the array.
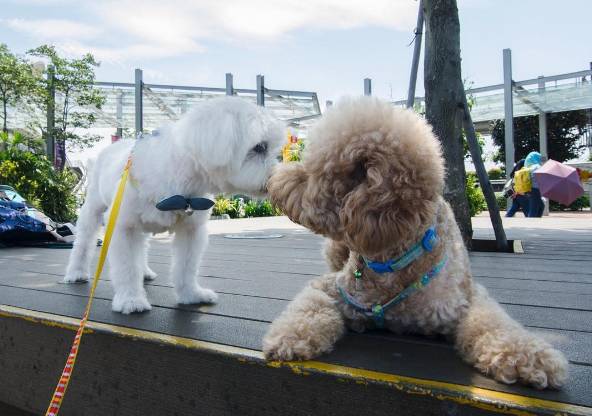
[
  {"xmin": 0, "ymin": 286, "xmax": 268, "ymax": 350},
  {"xmin": 475, "ymin": 276, "xmax": 592, "ymax": 295},
  {"xmin": 504, "ymin": 304, "xmax": 592, "ymax": 333},
  {"xmin": 470, "ymin": 257, "xmax": 592, "ymax": 275},
  {"xmin": 472, "ymin": 269, "xmax": 592, "ymax": 284},
  {"xmin": 488, "ymin": 288, "xmax": 592, "ymax": 311}
]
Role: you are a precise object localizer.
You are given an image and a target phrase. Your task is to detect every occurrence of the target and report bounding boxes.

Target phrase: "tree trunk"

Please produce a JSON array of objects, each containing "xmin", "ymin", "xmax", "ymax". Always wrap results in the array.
[{"xmin": 423, "ymin": 0, "xmax": 473, "ymax": 246}]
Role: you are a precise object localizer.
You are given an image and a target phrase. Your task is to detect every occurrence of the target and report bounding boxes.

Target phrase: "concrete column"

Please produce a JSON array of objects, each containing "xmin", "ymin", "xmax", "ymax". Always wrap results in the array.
[
  {"xmin": 134, "ymin": 68, "xmax": 143, "ymax": 138},
  {"xmin": 503, "ymin": 49, "xmax": 515, "ymax": 179},
  {"xmin": 364, "ymin": 78, "xmax": 372, "ymax": 96}
]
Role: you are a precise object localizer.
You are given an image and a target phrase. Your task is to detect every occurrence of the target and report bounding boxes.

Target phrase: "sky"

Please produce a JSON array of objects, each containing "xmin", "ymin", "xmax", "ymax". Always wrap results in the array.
[
  {"xmin": 2, "ymin": 0, "xmax": 591, "ymax": 104},
  {"xmin": 1, "ymin": 0, "xmax": 591, "ymax": 165}
]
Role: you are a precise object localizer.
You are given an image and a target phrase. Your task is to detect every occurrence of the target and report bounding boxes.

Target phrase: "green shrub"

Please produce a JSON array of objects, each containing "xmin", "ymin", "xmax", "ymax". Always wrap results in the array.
[
  {"xmin": 244, "ymin": 199, "xmax": 282, "ymax": 217},
  {"xmin": 465, "ymin": 174, "xmax": 486, "ymax": 216},
  {"xmin": 0, "ymin": 137, "xmax": 78, "ymax": 222},
  {"xmin": 549, "ymin": 195, "xmax": 590, "ymax": 211},
  {"xmin": 487, "ymin": 167, "xmax": 504, "ymax": 180},
  {"xmin": 212, "ymin": 196, "xmax": 235, "ymax": 217},
  {"xmin": 495, "ymin": 193, "xmax": 508, "ymax": 210}
]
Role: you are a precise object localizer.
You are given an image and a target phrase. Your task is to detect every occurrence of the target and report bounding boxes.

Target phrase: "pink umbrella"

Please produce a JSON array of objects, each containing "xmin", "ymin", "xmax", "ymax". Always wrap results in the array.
[{"xmin": 534, "ymin": 159, "xmax": 584, "ymax": 206}]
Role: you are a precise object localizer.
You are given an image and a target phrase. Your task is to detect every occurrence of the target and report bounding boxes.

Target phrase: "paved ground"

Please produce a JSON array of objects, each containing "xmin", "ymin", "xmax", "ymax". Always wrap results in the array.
[{"xmin": 0, "ymin": 212, "xmax": 591, "ymax": 413}]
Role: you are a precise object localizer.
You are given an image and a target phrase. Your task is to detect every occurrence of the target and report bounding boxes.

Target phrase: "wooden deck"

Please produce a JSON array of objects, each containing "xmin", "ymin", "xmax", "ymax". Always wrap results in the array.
[{"xmin": 0, "ymin": 215, "xmax": 591, "ymax": 415}]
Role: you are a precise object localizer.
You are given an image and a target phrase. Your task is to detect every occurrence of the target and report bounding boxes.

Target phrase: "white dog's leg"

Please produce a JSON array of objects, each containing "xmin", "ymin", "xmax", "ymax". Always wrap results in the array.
[
  {"xmin": 109, "ymin": 227, "xmax": 152, "ymax": 314},
  {"xmin": 455, "ymin": 284, "xmax": 568, "ymax": 389},
  {"xmin": 141, "ymin": 235, "xmax": 157, "ymax": 281},
  {"xmin": 64, "ymin": 194, "xmax": 106, "ymax": 283},
  {"xmin": 263, "ymin": 285, "xmax": 345, "ymax": 361},
  {"xmin": 172, "ymin": 222, "xmax": 218, "ymax": 305}
]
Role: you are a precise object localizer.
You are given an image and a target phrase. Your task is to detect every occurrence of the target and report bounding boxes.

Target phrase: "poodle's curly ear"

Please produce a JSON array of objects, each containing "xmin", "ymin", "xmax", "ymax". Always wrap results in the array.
[
  {"xmin": 268, "ymin": 163, "xmax": 343, "ymax": 239},
  {"xmin": 339, "ymin": 145, "xmax": 443, "ymax": 256}
]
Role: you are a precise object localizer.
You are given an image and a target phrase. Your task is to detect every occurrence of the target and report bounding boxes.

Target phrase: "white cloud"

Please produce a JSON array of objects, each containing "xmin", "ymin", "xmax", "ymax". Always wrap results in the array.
[
  {"xmin": 3, "ymin": 18, "xmax": 101, "ymax": 41},
  {"xmin": 4, "ymin": 1, "xmax": 420, "ymax": 61}
]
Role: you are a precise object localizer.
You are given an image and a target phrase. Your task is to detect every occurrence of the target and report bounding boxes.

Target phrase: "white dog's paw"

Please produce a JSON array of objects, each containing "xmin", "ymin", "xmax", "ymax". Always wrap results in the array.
[
  {"xmin": 480, "ymin": 344, "xmax": 569, "ymax": 389},
  {"xmin": 112, "ymin": 293, "xmax": 152, "ymax": 314},
  {"xmin": 143, "ymin": 267, "xmax": 158, "ymax": 281},
  {"xmin": 177, "ymin": 288, "xmax": 218, "ymax": 305},
  {"xmin": 63, "ymin": 272, "xmax": 89, "ymax": 284},
  {"xmin": 262, "ymin": 331, "xmax": 316, "ymax": 361}
]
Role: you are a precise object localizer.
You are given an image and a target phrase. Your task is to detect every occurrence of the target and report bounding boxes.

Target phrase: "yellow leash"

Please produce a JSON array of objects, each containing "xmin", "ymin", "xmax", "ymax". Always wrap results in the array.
[{"xmin": 45, "ymin": 156, "xmax": 132, "ymax": 416}]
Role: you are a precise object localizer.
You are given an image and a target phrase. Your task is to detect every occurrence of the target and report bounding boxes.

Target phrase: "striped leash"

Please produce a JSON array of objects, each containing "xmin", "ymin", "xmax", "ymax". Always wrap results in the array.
[{"xmin": 45, "ymin": 156, "xmax": 132, "ymax": 416}]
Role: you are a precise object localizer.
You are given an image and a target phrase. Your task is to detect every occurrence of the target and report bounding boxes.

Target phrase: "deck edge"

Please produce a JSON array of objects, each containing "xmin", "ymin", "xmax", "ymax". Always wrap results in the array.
[{"xmin": 1, "ymin": 304, "xmax": 590, "ymax": 416}]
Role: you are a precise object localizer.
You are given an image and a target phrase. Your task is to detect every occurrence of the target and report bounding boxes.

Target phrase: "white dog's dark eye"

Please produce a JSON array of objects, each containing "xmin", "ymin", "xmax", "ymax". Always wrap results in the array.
[{"xmin": 252, "ymin": 142, "xmax": 268, "ymax": 154}]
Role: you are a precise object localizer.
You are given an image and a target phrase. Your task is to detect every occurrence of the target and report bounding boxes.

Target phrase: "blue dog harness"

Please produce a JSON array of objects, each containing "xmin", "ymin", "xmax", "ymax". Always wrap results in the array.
[
  {"xmin": 337, "ymin": 226, "xmax": 446, "ymax": 328},
  {"xmin": 363, "ymin": 227, "xmax": 438, "ymax": 273}
]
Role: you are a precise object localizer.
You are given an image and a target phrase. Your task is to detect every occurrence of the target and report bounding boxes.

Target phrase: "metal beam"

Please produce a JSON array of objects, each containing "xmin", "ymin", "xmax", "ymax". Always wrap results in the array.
[
  {"xmin": 538, "ymin": 76, "xmax": 548, "ymax": 159},
  {"xmin": 256, "ymin": 75, "xmax": 265, "ymax": 106},
  {"xmin": 45, "ymin": 65, "xmax": 55, "ymax": 166},
  {"xmin": 503, "ymin": 49, "xmax": 515, "ymax": 178},
  {"xmin": 116, "ymin": 90, "xmax": 123, "ymax": 137},
  {"xmin": 364, "ymin": 78, "xmax": 372, "ymax": 96},
  {"xmin": 406, "ymin": 0, "xmax": 424, "ymax": 108},
  {"xmin": 135, "ymin": 68, "xmax": 143, "ymax": 137},
  {"xmin": 225, "ymin": 73, "xmax": 234, "ymax": 96}
]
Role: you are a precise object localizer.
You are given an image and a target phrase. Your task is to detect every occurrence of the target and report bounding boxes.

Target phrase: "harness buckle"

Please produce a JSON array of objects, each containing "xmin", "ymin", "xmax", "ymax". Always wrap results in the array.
[
  {"xmin": 372, "ymin": 304, "xmax": 385, "ymax": 328},
  {"xmin": 422, "ymin": 227, "xmax": 437, "ymax": 252},
  {"xmin": 365, "ymin": 259, "xmax": 393, "ymax": 274}
]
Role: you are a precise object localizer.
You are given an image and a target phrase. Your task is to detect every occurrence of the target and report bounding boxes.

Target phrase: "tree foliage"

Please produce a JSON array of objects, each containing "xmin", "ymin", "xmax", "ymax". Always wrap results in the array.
[
  {"xmin": 492, "ymin": 110, "xmax": 588, "ymax": 165},
  {"xmin": 0, "ymin": 44, "xmax": 38, "ymax": 132},
  {"xmin": 27, "ymin": 45, "xmax": 105, "ymax": 155}
]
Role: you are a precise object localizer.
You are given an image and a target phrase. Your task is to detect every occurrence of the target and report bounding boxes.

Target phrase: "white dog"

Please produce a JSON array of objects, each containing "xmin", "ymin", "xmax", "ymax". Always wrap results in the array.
[{"xmin": 64, "ymin": 97, "xmax": 284, "ymax": 314}]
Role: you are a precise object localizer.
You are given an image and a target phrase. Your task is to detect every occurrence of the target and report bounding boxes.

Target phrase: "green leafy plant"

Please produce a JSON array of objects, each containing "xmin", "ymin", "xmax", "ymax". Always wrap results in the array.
[
  {"xmin": 487, "ymin": 167, "xmax": 504, "ymax": 180},
  {"xmin": 549, "ymin": 195, "xmax": 590, "ymax": 211},
  {"xmin": 465, "ymin": 173, "xmax": 486, "ymax": 217},
  {"xmin": 495, "ymin": 193, "xmax": 508, "ymax": 210},
  {"xmin": 212, "ymin": 195, "xmax": 235, "ymax": 217},
  {"xmin": 244, "ymin": 199, "xmax": 282, "ymax": 217},
  {"xmin": 0, "ymin": 134, "xmax": 78, "ymax": 222}
]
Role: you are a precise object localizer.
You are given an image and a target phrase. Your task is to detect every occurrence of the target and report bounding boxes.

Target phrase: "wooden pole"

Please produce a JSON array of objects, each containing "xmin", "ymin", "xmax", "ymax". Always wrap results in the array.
[
  {"xmin": 461, "ymin": 94, "xmax": 509, "ymax": 251},
  {"xmin": 407, "ymin": 0, "xmax": 424, "ymax": 109}
]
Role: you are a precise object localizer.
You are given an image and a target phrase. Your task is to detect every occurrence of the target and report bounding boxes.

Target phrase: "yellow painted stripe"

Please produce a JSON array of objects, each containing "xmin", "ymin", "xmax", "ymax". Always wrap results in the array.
[{"xmin": 1, "ymin": 304, "xmax": 590, "ymax": 416}]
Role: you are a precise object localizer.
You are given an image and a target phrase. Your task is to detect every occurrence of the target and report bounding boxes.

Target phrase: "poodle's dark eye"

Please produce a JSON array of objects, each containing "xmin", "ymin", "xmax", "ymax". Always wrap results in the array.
[{"xmin": 252, "ymin": 141, "xmax": 268, "ymax": 155}]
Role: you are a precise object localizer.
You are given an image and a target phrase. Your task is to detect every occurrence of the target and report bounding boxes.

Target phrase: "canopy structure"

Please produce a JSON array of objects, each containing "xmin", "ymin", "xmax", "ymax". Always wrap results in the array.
[
  {"xmin": 392, "ymin": 50, "xmax": 592, "ymax": 176},
  {"xmin": 5, "ymin": 70, "xmax": 321, "ymax": 138},
  {"xmin": 394, "ymin": 69, "xmax": 592, "ymax": 124}
]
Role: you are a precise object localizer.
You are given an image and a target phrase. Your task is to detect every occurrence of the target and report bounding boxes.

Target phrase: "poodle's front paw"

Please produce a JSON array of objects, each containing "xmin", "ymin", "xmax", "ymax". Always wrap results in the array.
[
  {"xmin": 177, "ymin": 288, "xmax": 218, "ymax": 305},
  {"xmin": 63, "ymin": 271, "xmax": 89, "ymax": 284},
  {"xmin": 143, "ymin": 267, "xmax": 158, "ymax": 281},
  {"xmin": 480, "ymin": 344, "xmax": 568, "ymax": 389},
  {"xmin": 112, "ymin": 292, "xmax": 152, "ymax": 314},
  {"xmin": 263, "ymin": 331, "xmax": 317, "ymax": 361}
]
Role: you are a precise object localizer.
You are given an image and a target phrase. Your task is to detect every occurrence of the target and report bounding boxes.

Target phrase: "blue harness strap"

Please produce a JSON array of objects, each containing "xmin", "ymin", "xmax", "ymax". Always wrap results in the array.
[
  {"xmin": 337, "ymin": 257, "xmax": 448, "ymax": 328},
  {"xmin": 364, "ymin": 227, "xmax": 438, "ymax": 274}
]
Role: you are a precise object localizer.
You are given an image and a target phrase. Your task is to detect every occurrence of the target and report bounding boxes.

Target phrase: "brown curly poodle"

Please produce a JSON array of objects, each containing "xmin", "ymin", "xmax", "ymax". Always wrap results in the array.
[{"xmin": 262, "ymin": 96, "xmax": 568, "ymax": 389}]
